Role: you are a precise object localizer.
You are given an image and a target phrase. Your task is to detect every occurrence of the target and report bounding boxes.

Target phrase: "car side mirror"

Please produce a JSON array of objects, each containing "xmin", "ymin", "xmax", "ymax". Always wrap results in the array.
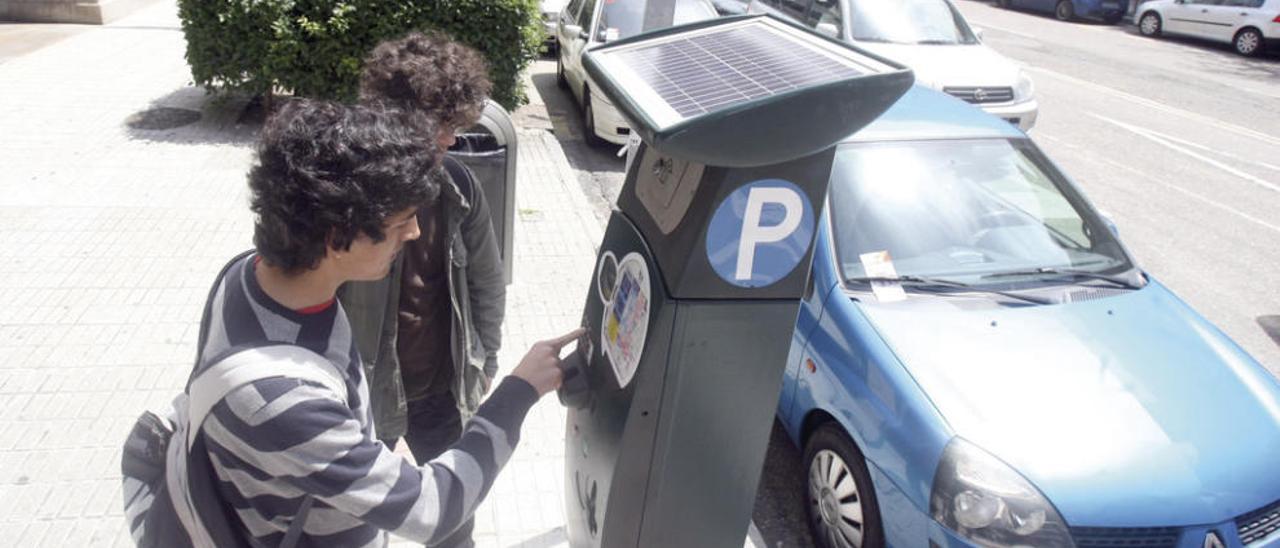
[
  {"xmin": 579, "ymin": 29, "xmax": 591, "ymax": 40},
  {"xmin": 815, "ymin": 22, "xmax": 840, "ymax": 38}
]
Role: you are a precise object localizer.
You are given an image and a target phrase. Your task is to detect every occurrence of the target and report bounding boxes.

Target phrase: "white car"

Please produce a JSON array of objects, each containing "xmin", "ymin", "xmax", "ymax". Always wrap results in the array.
[
  {"xmin": 749, "ymin": 0, "xmax": 1039, "ymax": 131},
  {"xmin": 556, "ymin": 0, "xmax": 720, "ymax": 146},
  {"xmin": 1137, "ymin": 0, "xmax": 1279, "ymax": 56},
  {"xmin": 542, "ymin": 0, "xmax": 569, "ymax": 51}
]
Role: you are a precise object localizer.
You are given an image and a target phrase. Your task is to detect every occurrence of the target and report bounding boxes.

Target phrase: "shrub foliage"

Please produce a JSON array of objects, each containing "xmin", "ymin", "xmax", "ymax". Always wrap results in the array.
[{"xmin": 177, "ymin": 0, "xmax": 543, "ymax": 109}]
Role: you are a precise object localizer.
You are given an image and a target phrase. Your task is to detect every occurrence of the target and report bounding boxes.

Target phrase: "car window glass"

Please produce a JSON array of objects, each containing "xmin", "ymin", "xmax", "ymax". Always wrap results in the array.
[
  {"xmin": 597, "ymin": 0, "xmax": 718, "ymax": 42},
  {"xmin": 578, "ymin": 0, "xmax": 597, "ymax": 27},
  {"xmin": 565, "ymin": 0, "xmax": 585, "ymax": 22},
  {"xmin": 807, "ymin": 0, "xmax": 842, "ymax": 37},
  {"xmin": 847, "ymin": 0, "xmax": 977, "ymax": 45},
  {"xmin": 780, "ymin": 0, "xmax": 813, "ymax": 19},
  {"xmin": 828, "ymin": 139, "xmax": 1130, "ymax": 282}
]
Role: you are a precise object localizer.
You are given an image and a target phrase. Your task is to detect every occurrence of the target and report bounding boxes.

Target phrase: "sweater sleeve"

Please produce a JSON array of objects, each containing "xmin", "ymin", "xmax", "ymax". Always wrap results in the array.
[{"xmin": 202, "ymin": 375, "xmax": 539, "ymax": 544}]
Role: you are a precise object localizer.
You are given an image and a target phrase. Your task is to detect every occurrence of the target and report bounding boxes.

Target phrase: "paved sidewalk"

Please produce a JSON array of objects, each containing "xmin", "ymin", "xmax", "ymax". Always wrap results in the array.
[{"xmin": 0, "ymin": 2, "xmax": 602, "ymax": 545}]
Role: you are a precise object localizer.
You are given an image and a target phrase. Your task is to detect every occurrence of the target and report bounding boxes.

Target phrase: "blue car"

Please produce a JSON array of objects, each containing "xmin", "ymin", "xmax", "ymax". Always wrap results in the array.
[
  {"xmin": 779, "ymin": 86, "xmax": 1280, "ymax": 547},
  {"xmin": 995, "ymin": 0, "xmax": 1129, "ymax": 23}
]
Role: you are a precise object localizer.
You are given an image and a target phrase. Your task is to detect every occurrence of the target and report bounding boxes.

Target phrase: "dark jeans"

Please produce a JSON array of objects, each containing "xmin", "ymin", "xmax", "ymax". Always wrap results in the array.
[{"xmin": 387, "ymin": 393, "xmax": 474, "ymax": 548}]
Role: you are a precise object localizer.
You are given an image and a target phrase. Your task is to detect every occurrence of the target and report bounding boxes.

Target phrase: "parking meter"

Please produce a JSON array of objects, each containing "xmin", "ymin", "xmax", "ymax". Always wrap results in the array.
[{"xmin": 559, "ymin": 15, "xmax": 912, "ymax": 547}]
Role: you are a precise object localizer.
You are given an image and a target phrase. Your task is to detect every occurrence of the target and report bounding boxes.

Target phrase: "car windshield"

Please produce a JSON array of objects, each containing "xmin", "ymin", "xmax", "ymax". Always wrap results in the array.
[
  {"xmin": 848, "ymin": 0, "xmax": 978, "ymax": 45},
  {"xmin": 829, "ymin": 139, "xmax": 1133, "ymax": 285},
  {"xmin": 597, "ymin": 0, "xmax": 719, "ymax": 42}
]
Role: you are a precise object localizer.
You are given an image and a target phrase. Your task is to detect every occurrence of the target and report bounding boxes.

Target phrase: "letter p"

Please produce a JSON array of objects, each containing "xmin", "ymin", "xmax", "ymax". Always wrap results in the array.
[{"xmin": 736, "ymin": 187, "xmax": 802, "ymax": 281}]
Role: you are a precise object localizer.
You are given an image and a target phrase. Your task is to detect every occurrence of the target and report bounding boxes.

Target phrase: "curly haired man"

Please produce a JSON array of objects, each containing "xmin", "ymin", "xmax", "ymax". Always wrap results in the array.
[
  {"xmin": 193, "ymin": 98, "xmax": 581, "ymax": 547},
  {"xmin": 339, "ymin": 32, "xmax": 506, "ymax": 547}
]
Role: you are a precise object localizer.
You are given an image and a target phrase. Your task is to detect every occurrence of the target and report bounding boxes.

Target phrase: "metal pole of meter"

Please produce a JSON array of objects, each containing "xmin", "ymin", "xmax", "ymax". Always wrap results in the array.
[{"xmin": 554, "ymin": 15, "xmax": 913, "ymax": 548}]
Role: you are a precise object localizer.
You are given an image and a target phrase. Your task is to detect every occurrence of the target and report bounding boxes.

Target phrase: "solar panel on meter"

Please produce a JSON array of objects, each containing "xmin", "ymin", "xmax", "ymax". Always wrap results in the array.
[
  {"xmin": 584, "ymin": 14, "xmax": 913, "ymax": 167},
  {"xmin": 614, "ymin": 24, "xmax": 864, "ymax": 120}
]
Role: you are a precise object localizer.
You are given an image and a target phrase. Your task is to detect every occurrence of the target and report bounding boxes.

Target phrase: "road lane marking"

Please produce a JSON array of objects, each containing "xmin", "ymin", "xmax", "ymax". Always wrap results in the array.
[
  {"xmin": 1027, "ymin": 67, "xmax": 1280, "ymax": 146},
  {"xmin": 1119, "ymin": 124, "xmax": 1280, "ymax": 175},
  {"xmin": 1093, "ymin": 114, "xmax": 1280, "ymax": 193},
  {"xmin": 1036, "ymin": 133, "xmax": 1280, "ymax": 234}
]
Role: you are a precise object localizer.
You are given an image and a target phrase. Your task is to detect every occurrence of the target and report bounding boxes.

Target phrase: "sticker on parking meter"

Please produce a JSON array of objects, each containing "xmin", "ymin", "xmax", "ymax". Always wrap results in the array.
[
  {"xmin": 599, "ymin": 252, "xmax": 650, "ymax": 389},
  {"xmin": 705, "ymin": 180, "xmax": 814, "ymax": 288}
]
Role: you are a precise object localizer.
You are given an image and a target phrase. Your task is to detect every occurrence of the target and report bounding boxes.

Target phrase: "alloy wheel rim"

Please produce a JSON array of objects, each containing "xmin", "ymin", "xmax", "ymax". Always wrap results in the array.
[
  {"xmin": 1057, "ymin": 3, "xmax": 1069, "ymax": 18},
  {"xmin": 1141, "ymin": 15, "xmax": 1158, "ymax": 34},
  {"xmin": 1238, "ymin": 32, "xmax": 1259, "ymax": 53},
  {"xmin": 809, "ymin": 449, "xmax": 865, "ymax": 548}
]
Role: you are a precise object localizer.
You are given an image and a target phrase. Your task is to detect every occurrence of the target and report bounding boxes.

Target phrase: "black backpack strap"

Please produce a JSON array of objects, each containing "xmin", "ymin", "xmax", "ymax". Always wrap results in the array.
[{"xmin": 443, "ymin": 154, "xmax": 479, "ymax": 206}]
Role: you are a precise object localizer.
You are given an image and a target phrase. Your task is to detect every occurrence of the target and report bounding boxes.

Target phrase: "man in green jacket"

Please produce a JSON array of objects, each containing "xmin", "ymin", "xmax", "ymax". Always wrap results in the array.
[{"xmin": 338, "ymin": 32, "xmax": 505, "ymax": 548}]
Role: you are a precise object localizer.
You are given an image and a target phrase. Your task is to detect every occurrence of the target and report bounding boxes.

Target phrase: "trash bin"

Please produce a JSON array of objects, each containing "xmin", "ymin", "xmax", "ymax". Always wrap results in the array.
[{"xmin": 449, "ymin": 100, "xmax": 517, "ymax": 284}]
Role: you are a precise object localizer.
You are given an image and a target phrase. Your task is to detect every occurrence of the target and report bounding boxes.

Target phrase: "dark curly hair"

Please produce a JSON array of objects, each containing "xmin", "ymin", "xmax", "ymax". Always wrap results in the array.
[
  {"xmin": 249, "ymin": 98, "xmax": 442, "ymax": 275},
  {"xmin": 359, "ymin": 31, "xmax": 493, "ymax": 132}
]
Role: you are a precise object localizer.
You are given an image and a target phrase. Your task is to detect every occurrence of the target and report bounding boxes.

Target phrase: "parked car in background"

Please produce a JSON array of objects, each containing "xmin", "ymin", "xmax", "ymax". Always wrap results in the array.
[
  {"xmin": 542, "ymin": 0, "xmax": 569, "ymax": 51},
  {"xmin": 1137, "ymin": 0, "xmax": 1279, "ymax": 56},
  {"xmin": 556, "ymin": 0, "xmax": 720, "ymax": 146},
  {"xmin": 712, "ymin": 0, "xmax": 752, "ymax": 14},
  {"xmin": 749, "ymin": 0, "xmax": 1039, "ymax": 131},
  {"xmin": 996, "ymin": 0, "xmax": 1130, "ymax": 22},
  {"xmin": 781, "ymin": 85, "xmax": 1280, "ymax": 548}
]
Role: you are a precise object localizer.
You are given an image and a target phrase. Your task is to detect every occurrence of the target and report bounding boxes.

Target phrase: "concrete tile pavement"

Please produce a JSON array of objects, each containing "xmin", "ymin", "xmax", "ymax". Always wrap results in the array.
[{"xmin": 0, "ymin": 1, "xmax": 607, "ymax": 546}]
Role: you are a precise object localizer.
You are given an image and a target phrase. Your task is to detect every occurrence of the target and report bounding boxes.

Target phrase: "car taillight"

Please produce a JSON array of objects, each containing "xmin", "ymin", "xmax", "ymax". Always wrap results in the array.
[{"xmin": 1273, "ymin": 13, "xmax": 1280, "ymax": 22}]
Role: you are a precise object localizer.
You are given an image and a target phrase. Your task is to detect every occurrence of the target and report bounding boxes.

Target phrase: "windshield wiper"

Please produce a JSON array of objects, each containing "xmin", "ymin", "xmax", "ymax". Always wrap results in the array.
[
  {"xmin": 981, "ymin": 267, "xmax": 1142, "ymax": 289},
  {"xmin": 846, "ymin": 275, "xmax": 1054, "ymax": 305}
]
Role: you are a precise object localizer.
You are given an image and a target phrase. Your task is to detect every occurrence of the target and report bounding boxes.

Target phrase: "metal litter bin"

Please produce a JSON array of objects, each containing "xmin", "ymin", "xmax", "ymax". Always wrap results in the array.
[{"xmin": 449, "ymin": 100, "xmax": 517, "ymax": 284}]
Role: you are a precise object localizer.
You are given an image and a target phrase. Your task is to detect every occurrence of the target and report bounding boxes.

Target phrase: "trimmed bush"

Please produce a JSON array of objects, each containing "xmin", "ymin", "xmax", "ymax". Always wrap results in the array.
[{"xmin": 177, "ymin": 0, "xmax": 543, "ymax": 110}]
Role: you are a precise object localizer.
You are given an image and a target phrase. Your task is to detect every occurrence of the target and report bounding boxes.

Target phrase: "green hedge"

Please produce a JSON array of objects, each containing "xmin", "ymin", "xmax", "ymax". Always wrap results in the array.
[{"xmin": 177, "ymin": 0, "xmax": 543, "ymax": 110}]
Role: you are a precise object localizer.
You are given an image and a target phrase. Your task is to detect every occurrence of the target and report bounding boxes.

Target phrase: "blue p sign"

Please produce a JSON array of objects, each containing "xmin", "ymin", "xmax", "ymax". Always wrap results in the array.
[{"xmin": 705, "ymin": 180, "xmax": 815, "ymax": 288}]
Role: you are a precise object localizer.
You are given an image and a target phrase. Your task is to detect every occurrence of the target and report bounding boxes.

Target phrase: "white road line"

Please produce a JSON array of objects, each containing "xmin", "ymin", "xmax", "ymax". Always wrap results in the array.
[
  {"xmin": 1037, "ymin": 133, "xmax": 1280, "ymax": 234},
  {"xmin": 1093, "ymin": 114, "xmax": 1280, "ymax": 193},
  {"xmin": 1124, "ymin": 124, "xmax": 1280, "ymax": 174},
  {"xmin": 1029, "ymin": 67, "xmax": 1280, "ymax": 147}
]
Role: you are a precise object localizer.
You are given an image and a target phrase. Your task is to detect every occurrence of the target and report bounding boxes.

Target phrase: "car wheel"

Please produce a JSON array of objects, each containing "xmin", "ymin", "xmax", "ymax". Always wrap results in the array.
[
  {"xmin": 556, "ymin": 50, "xmax": 568, "ymax": 90},
  {"xmin": 582, "ymin": 89, "xmax": 604, "ymax": 148},
  {"xmin": 1138, "ymin": 12, "xmax": 1162, "ymax": 36},
  {"xmin": 1055, "ymin": 0, "xmax": 1075, "ymax": 21},
  {"xmin": 804, "ymin": 424, "xmax": 883, "ymax": 548},
  {"xmin": 1234, "ymin": 28, "xmax": 1264, "ymax": 56}
]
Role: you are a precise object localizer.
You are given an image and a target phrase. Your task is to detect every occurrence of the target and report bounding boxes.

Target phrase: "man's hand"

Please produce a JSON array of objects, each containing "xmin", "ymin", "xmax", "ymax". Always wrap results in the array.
[{"xmin": 511, "ymin": 328, "xmax": 587, "ymax": 396}]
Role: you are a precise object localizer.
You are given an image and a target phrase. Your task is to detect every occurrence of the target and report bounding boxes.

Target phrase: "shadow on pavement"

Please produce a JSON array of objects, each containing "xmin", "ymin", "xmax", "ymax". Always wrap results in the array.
[
  {"xmin": 753, "ymin": 420, "xmax": 817, "ymax": 548},
  {"xmin": 124, "ymin": 86, "xmax": 260, "ymax": 146},
  {"xmin": 527, "ymin": 63, "xmax": 626, "ymax": 225}
]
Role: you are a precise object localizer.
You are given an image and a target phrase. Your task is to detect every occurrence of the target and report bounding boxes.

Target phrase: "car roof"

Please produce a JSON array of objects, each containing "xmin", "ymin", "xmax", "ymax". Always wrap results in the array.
[{"xmin": 840, "ymin": 85, "xmax": 1026, "ymax": 144}]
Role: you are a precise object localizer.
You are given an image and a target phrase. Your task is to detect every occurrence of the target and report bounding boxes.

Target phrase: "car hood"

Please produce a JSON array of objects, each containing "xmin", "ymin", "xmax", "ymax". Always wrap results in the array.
[
  {"xmin": 854, "ymin": 42, "xmax": 1022, "ymax": 91},
  {"xmin": 857, "ymin": 281, "xmax": 1280, "ymax": 526}
]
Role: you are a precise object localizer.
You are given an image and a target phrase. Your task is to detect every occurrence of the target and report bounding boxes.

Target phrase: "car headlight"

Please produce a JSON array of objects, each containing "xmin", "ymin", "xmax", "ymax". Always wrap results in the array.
[
  {"xmin": 1014, "ymin": 71, "xmax": 1035, "ymax": 102},
  {"xmin": 930, "ymin": 438, "xmax": 1074, "ymax": 547}
]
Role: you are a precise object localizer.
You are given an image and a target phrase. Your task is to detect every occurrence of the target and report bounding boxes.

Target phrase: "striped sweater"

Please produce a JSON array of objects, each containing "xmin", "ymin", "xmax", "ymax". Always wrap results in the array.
[{"xmin": 195, "ymin": 254, "xmax": 538, "ymax": 547}]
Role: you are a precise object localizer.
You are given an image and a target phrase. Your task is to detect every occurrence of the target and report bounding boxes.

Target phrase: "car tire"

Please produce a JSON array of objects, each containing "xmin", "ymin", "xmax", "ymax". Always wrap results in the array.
[
  {"xmin": 1138, "ymin": 12, "xmax": 1162, "ymax": 36},
  {"xmin": 556, "ymin": 50, "xmax": 568, "ymax": 90},
  {"xmin": 1234, "ymin": 27, "xmax": 1264, "ymax": 56},
  {"xmin": 1055, "ymin": 0, "xmax": 1075, "ymax": 21},
  {"xmin": 803, "ymin": 424, "xmax": 884, "ymax": 548},
  {"xmin": 582, "ymin": 89, "xmax": 605, "ymax": 148}
]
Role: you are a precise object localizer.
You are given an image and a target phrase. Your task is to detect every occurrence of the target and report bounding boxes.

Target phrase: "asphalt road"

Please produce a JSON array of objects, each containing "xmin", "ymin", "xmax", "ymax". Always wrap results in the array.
[{"xmin": 531, "ymin": 8, "xmax": 1280, "ymax": 542}]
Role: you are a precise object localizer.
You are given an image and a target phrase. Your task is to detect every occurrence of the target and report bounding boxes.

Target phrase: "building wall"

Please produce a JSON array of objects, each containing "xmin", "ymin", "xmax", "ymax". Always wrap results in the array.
[{"xmin": 0, "ymin": 0, "xmax": 159, "ymax": 24}]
